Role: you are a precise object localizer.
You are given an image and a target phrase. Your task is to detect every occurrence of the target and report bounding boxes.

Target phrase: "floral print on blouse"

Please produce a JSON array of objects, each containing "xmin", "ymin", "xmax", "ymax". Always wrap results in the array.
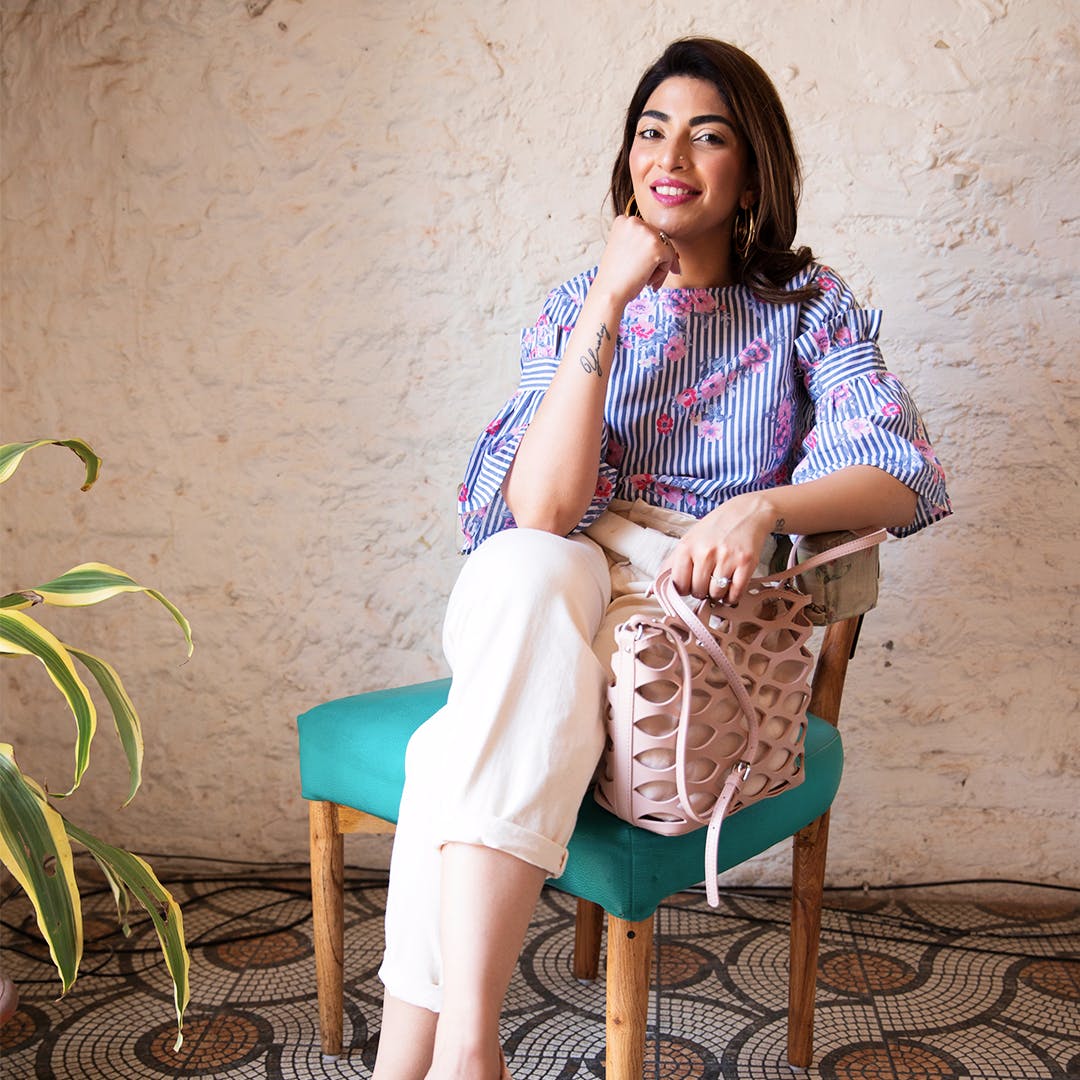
[{"xmin": 458, "ymin": 263, "xmax": 951, "ymax": 553}]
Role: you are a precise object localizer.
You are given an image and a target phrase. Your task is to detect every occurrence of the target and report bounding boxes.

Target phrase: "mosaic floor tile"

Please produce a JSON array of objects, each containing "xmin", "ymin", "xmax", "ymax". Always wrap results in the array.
[{"xmin": 1, "ymin": 866, "xmax": 1077, "ymax": 1079}]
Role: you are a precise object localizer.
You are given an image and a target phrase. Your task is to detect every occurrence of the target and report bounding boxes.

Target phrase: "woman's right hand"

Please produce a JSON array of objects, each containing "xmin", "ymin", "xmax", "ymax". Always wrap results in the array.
[{"xmin": 593, "ymin": 213, "xmax": 681, "ymax": 307}]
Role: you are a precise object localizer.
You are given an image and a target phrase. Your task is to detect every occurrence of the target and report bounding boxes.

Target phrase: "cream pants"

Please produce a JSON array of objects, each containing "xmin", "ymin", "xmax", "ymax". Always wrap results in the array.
[{"xmin": 377, "ymin": 500, "xmax": 772, "ymax": 1011}]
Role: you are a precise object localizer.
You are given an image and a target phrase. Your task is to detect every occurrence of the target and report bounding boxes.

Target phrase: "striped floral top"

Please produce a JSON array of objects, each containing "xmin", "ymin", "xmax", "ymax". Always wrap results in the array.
[{"xmin": 458, "ymin": 262, "xmax": 951, "ymax": 553}]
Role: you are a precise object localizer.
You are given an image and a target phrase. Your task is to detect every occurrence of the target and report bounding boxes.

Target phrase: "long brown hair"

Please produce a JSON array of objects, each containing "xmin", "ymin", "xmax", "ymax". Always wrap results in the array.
[{"xmin": 610, "ymin": 38, "xmax": 817, "ymax": 304}]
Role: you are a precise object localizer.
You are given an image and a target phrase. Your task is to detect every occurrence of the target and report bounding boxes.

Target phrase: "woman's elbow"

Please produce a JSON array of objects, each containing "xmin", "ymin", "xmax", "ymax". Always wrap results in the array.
[
  {"xmin": 882, "ymin": 481, "xmax": 919, "ymax": 530},
  {"xmin": 502, "ymin": 471, "xmax": 591, "ymax": 537},
  {"xmin": 503, "ymin": 499, "xmax": 581, "ymax": 537}
]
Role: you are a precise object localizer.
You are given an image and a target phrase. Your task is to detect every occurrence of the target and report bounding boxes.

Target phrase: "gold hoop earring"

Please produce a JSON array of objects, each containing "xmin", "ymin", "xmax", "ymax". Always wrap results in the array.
[
  {"xmin": 624, "ymin": 194, "xmax": 639, "ymax": 218},
  {"xmin": 733, "ymin": 205, "xmax": 757, "ymax": 259}
]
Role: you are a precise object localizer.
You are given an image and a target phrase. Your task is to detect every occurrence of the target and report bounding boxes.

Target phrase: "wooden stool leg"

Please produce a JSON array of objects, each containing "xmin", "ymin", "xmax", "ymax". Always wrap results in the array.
[
  {"xmin": 788, "ymin": 809, "xmax": 831, "ymax": 1068},
  {"xmin": 309, "ymin": 801, "xmax": 345, "ymax": 1057},
  {"xmin": 573, "ymin": 898, "xmax": 604, "ymax": 982},
  {"xmin": 605, "ymin": 914, "xmax": 653, "ymax": 1080}
]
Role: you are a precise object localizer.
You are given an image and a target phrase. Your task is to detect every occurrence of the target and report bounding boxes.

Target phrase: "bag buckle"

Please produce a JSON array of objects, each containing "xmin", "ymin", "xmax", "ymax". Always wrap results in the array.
[{"xmin": 734, "ymin": 760, "xmax": 752, "ymax": 782}]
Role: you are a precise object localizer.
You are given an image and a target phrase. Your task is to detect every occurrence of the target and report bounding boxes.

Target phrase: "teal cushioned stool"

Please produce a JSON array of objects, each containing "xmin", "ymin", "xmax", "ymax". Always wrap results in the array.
[
  {"xmin": 298, "ymin": 681, "xmax": 843, "ymax": 919},
  {"xmin": 297, "ymin": 617, "xmax": 861, "ymax": 1076}
]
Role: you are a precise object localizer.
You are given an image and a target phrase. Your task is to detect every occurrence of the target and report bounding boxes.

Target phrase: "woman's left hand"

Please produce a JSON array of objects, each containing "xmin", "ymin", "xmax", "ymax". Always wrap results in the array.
[{"xmin": 661, "ymin": 492, "xmax": 778, "ymax": 603}]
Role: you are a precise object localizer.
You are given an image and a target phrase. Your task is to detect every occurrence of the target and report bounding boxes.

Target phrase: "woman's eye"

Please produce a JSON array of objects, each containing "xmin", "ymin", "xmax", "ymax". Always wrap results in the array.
[
  {"xmin": 636, "ymin": 127, "xmax": 662, "ymax": 140},
  {"xmin": 696, "ymin": 131, "xmax": 725, "ymax": 146}
]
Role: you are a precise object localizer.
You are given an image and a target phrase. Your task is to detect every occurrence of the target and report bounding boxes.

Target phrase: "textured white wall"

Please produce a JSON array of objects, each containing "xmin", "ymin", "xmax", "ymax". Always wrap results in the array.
[{"xmin": 2, "ymin": 0, "xmax": 1077, "ymax": 887}]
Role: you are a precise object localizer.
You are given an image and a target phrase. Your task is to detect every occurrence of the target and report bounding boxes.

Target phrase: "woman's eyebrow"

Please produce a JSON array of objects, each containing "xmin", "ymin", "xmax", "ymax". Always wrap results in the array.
[{"xmin": 639, "ymin": 109, "xmax": 736, "ymax": 129}]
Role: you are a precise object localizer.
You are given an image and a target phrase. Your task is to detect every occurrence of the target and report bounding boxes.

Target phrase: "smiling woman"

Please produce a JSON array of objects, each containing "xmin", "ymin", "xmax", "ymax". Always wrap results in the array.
[
  {"xmin": 371, "ymin": 36, "xmax": 951, "ymax": 1080},
  {"xmin": 610, "ymin": 39, "xmax": 817, "ymax": 305},
  {"xmin": 627, "ymin": 77, "xmax": 755, "ymax": 287}
]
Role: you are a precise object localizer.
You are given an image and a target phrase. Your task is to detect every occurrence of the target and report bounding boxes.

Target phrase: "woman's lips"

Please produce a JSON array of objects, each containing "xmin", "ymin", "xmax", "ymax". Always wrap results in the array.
[{"xmin": 650, "ymin": 181, "xmax": 700, "ymax": 207}]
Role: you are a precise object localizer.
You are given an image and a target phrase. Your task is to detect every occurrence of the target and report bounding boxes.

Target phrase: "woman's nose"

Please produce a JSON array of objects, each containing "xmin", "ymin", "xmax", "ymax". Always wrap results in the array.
[{"xmin": 659, "ymin": 141, "xmax": 688, "ymax": 170}]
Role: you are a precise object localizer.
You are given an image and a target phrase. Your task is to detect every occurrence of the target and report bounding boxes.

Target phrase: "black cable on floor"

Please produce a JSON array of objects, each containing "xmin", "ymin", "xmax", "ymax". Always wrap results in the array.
[
  {"xmin": 716, "ymin": 877, "xmax": 1080, "ymax": 896},
  {"xmin": 4, "ymin": 856, "xmax": 1076, "ymax": 963},
  {"xmin": 660, "ymin": 891, "xmax": 1080, "ymax": 962},
  {"xmin": 0, "ymin": 874, "xmax": 388, "ymax": 961},
  {"xmin": 11, "ymin": 850, "xmax": 1074, "ymax": 898}
]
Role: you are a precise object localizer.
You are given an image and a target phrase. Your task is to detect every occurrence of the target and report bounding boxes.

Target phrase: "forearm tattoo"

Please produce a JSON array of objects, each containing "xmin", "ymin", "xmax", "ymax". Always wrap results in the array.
[
  {"xmin": 775, "ymin": 517, "xmax": 786, "ymax": 532},
  {"xmin": 579, "ymin": 323, "xmax": 611, "ymax": 377}
]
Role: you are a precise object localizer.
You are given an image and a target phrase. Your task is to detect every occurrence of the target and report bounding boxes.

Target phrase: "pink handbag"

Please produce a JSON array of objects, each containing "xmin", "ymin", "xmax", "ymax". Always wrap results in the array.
[{"xmin": 595, "ymin": 529, "xmax": 886, "ymax": 905}]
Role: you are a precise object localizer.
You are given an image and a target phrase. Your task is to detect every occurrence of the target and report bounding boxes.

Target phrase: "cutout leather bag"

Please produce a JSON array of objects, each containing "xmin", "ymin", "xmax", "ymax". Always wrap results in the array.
[{"xmin": 595, "ymin": 529, "xmax": 886, "ymax": 905}]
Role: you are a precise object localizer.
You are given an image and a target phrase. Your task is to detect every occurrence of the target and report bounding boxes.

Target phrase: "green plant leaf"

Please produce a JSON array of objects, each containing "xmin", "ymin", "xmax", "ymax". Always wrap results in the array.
[
  {"xmin": 0, "ymin": 745, "xmax": 83, "ymax": 992},
  {"xmin": 67, "ymin": 646, "xmax": 143, "ymax": 806},
  {"xmin": 88, "ymin": 848, "xmax": 133, "ymax": 937},
  {"xmin": 65, "ymin": 821, "xmax": 189, "ymax": 1050},
  {"xmin": 0, "ymin": 439, "xmax": 100, "ymax": 490},
  {"xmin": 0, "ymin": 563, "xmax": 193, "ymax": 658},
  {"xmin": 0, "ymin": 610, "xmax": 97, "ymax": 795}
]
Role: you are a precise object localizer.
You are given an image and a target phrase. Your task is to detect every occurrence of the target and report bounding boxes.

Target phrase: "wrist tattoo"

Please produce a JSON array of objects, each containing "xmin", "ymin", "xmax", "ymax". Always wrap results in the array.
[
  {"xmin": 775, "ymin": 517, "xmax": 786, "ymax": 532},
  {"xmin": 579, "ymin": 323, "xmax": 611, "ymax": 377}
]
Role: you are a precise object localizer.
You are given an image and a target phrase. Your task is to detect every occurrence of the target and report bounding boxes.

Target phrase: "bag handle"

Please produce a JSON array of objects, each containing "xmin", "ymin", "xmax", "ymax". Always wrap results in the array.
[
  {"xmin": 652, "ymin": 527, "xmax": 886, "ymax": 620},
  {"xmin": 652, "ymin": 589, "xmax": 761, "ymax": 820},
  {"xmin": 616, "ymin": 608, "xmax": 755, "ymax": 906},
  {"xmin": 646, "ymin": 579, "xmax": 762, "ymax": 906}
]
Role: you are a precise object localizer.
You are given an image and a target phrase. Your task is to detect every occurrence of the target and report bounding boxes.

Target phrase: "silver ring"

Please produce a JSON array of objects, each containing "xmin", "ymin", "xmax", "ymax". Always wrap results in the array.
[
  {"xmin": 658, "ymin": 231, "xmax": 671, "ymax": 246},
  {"xmin": 709, "ymin": 574, "xmax": 731, "ymax": 590}
]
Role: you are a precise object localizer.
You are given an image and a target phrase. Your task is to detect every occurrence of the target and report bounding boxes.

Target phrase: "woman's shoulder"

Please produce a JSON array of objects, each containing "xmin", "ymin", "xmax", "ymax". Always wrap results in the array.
[
  {"xmin": 543, "ymin": 266, "xmax": 598, "ymax": 307},
  {"xmin": 777, "ymin": 260, "xmax": 839, "ymax": 297},
  {"xmin": 536, "ymin": 261, "xmax": 864, "ymax": 323},
  {"xmin": 780, "ymin": 260, "xmax": 876, "ymax": 330},
  {"xmin": 528, "ymin": 267, "xmax": 599, "ymax": 330}
]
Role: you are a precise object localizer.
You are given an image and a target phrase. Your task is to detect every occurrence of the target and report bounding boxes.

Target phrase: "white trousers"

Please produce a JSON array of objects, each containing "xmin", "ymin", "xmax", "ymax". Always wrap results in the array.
[{"xmin": 377, "ymin": 500, "xmax": 763, "ymax": 1012}]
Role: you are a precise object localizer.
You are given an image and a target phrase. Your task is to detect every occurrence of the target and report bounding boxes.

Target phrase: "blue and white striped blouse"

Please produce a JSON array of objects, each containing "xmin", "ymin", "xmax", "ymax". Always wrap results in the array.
[{"xmin": 458, "ymin": 262, "xmax": 951, "ymax": 553}]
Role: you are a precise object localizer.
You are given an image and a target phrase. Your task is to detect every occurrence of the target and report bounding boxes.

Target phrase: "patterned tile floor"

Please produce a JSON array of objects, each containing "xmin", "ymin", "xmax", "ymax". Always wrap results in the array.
[{"xmin": 2, "ymin": 861, "xmax": 1078, "ymax": 1079}]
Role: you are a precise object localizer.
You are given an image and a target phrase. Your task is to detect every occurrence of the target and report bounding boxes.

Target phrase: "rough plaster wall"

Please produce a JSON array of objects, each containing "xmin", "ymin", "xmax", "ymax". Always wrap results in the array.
[{"xmin": 1, "ymin": 0, "xmax": 1077, "ymax": 887}]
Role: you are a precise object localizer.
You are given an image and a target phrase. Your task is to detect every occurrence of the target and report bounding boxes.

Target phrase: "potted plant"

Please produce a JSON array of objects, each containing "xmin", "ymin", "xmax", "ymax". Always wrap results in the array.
[{"xmin": 0, "ymin": 439, "xmax": 191, "ymax": 1049}]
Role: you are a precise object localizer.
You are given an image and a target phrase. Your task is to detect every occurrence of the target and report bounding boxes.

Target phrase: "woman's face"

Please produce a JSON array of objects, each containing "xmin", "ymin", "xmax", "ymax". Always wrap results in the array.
[{"xmin": 628, "ymin": 75, "xmax": 756, "ymax": 247}]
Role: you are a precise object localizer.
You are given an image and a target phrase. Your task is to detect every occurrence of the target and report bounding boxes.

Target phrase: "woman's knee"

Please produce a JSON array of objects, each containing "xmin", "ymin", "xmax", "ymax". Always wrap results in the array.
[
  {"xmin": 455, "ymin": 528, "xmax": 610, "ymax": 614},
  {"xmin": 440, "ymin": 528, "xmax": 610, "ymax": 665}
]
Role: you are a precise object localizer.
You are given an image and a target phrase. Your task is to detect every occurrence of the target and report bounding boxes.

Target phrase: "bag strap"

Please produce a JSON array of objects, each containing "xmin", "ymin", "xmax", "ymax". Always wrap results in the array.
[
  {"xmin": 647, "ymin": 582, "xmax": 760, "ymax": 906},
  {"xmin": 771, "ymin": 526, "xmax": 887, "ymax": 585},
  {"xmin": 658, "ymin": 585, "xmax": 761, "ymax": 820},
  {"xmin": 648, "ymin": 526, "xmax": 886, "ymax": 905}
]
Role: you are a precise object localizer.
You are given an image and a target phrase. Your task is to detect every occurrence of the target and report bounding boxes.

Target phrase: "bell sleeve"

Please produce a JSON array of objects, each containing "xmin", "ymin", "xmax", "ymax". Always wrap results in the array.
[
  {"xmin": 457, "ymin": 275, "xmax": 617, "ymax": 553},
  {"xmin": 790, "ymin": 268, "xmax": 952, "ymax": 536}
]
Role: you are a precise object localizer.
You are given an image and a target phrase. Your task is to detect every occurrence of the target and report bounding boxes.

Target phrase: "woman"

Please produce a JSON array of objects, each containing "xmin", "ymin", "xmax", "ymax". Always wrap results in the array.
[{"xmin": 373, "ymin": 37, "xmax": 950, "ymax": 1080}]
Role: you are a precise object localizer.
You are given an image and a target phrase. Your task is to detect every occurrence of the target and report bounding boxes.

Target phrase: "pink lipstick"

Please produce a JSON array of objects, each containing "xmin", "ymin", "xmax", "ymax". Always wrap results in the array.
[{"xmin": 650, "ymin": 177, "xmax": 700, "ymax": 207}]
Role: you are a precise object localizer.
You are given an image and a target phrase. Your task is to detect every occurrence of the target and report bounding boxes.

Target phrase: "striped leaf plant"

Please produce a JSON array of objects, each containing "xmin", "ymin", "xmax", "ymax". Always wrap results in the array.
[{"xmin": 0, "ymin": 439, "xmax": 191, "ymax": 1049}]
